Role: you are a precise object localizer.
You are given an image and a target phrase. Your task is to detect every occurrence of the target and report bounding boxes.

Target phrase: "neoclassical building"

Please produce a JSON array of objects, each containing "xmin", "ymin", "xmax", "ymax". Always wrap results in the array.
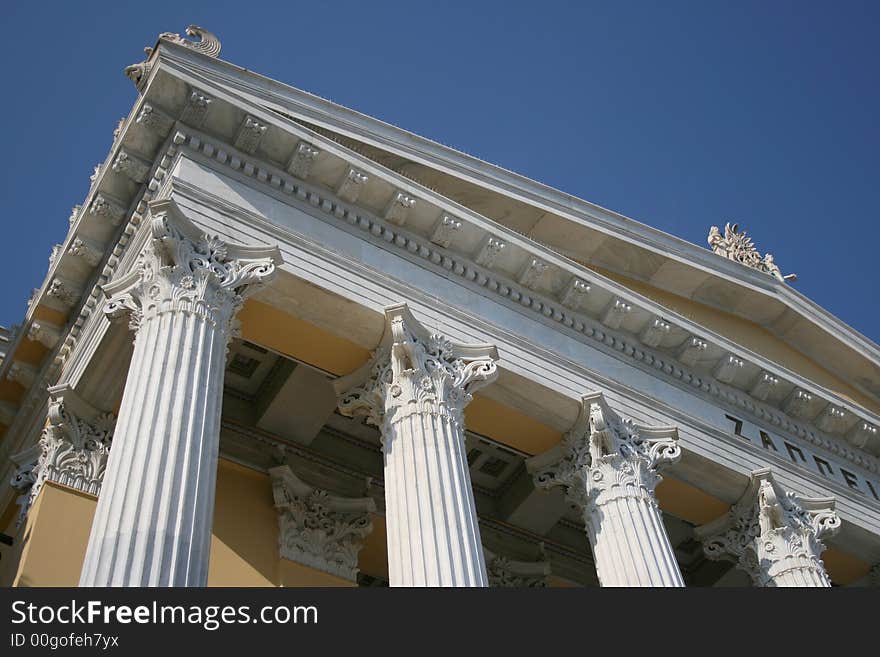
[{"xmin": 1, "ymin": 27, "xmax": 878, "ymax": 587}]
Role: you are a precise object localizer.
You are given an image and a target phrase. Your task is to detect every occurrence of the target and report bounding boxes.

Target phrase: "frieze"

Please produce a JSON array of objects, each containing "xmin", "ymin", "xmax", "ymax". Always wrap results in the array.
[{"xmin": 724, "ymin": 414, "xmax": 880, "ymax": 504}]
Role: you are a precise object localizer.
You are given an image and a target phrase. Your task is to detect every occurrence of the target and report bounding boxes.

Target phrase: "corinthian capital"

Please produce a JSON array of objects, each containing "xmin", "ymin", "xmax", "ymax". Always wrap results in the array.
[
  {"xmin": 101, "ymin": 199, "xmax": 281, "ymax": 332},
  {"xmin": 695, "ymin": 469, "xmax": 841, "ymax": 586},
  {"xmin": 335, "ymin": 303, "xmax": 499, "ymax": 433},
  {"xmin": 527, "ymin": 392, "xmax": 680, "ymax": 508},
  {"xmin": 16, "ymin": 385, "xmax": 115, "ymax": 525},
  {"xmin": 484, "ymin": 546, "xmax": 551, "ymax": 587},
  {"xmin": 269, "ymin": 465, "xmax": 375, "ymax": 581}
]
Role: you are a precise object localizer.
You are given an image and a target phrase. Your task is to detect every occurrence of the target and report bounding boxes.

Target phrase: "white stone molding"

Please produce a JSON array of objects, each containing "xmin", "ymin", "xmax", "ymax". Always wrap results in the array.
[
  {"xmin": 336, "ymin": 303, "xmax": 498, "ymax": 586},
  {"xmin": 677, "ymin": 336, "xmax": 707, "ymax": 367},
  {"xmin": 427, "ymin": 213, "xmax": 462, "ymax": 249},
  {"xmin": 847, "ymin": 421, "xmax": 879, "ymax": 450},
  {"xmin": 67, "ymin": 237, "xmax": 104, "ymax": 267},
  {"xmin": 484, "ymin": 546, "xmax": 551, "ymax": 587},
  {"xmin": 815, "ymin": 405, "xmax": 849, "ymax": 434},
  {"xmin": 136, "ymin": 103, "xmax": 175, "ymax": 136},
  {"xmin": 474, "ymin": 235, "xmax": 506, "ymax": 269},
  {"xmin": 518, "ymin": 258, "xmax": 549, "ymax": 290},
  {"xmin": 234, "ymin": 114, "xmax": 268, "ymax": 154},
  {"xmin": 526, "ymin": 392, "xmax": 684, "ymax": 587},
  {"xmin": 161, "ymin": 129, "xmax": 880, "ymax": 477},
  {"xmin": 749, "ymin": 371, "xmax": 779, "ymax": 401},
  {"xmin": 286, "ymin": 141, "xmax": 321, "ymax": 179},
  {"xmin": 383, "ymin": 190, "xmax": 417, "ymax": 226},
  {"xmin": 601, "ymin": 298, "xmax": 632, "ymax": 330},
  {"xmin": 337, "ymin": 166, "xmax": 369, "ymax": 203},
  {"xmin": 79, "ymin": 198, "xmax": 280, "ymax": 587},
  {"xmin": 112, "ymin": 149, "xmax": 151, "ymax": 184},
  {"xmin": 90, "ymin": 193, "xmax": 127, "ymax": 226},
  {"xmin": 713, "ymin": 354, "xmax": 744, "ymax": 384},
  {"xmin": 7, "ymin": 362, "xmax": 38, "ymax": 389},
  {"xmin": 639, "ymin": 317, "xmax": 671, "ymax": 348},
  {"xmin": 783, "ymin": 388, "xmax": 814, "ymax": 419},
  {"xmin": 27, "ymin": 321, "xmax": 62, "ymax": 349},
  {"xmin": 47, "ymin": 277, "xmax": 81, "ymax": 309},
  {"xmin": 180, "ymin": 87, "xmax": 214, "ymax": 128},
  {"xmin": 269, "ymin": 465, "xmax": 375, "ymax": 581},
  {"xmin": 695, "ymin": 468, "xmax": 841, "ymax": 587},
  {"xmin": 560, "ymin": 277, "xmax": 590, "ymax": 310},
  {"xmin": 17, "ymin": 385, "xmax": 115, "ymax": 525},
  {"xmin": 68, "ymin": 205, "xmax": 81, "ymax": 226}
]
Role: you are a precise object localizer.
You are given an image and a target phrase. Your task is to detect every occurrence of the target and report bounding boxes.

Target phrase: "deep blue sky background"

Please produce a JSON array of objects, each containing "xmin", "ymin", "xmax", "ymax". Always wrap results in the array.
[{"xmin": 2, "ymin": 2, "xmax": 878, "ymax": 343}]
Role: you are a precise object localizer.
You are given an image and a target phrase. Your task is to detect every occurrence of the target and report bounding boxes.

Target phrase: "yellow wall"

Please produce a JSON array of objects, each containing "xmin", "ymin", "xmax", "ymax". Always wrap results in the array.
[
  {"xmin": 9, "ymin": 482, "xmax": 95, "ymax": 587},
  {"xmin": 593, "ymin": 267, "xmax": 880, "ymax": 414},
  {"xmin": 238, "ymin": 300, "xmax": 370, "ymax": 376}
]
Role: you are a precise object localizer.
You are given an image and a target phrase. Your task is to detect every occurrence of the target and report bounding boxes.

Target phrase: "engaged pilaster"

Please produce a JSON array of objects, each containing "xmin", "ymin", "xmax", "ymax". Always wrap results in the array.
[
  {"xmin": 269, "ymin": 465, "xmax": 375, "ymax": 583},
  {"xmin": 336, "ymin": 304, "xmax": 499, "ymax": 586},
  {"xmin": 79, "ymin": 198, "xmax": 280, "ymax": 587},
  {"xmin": 18, "ymin": 385, "xmax": 115, "ymax": 525},
  {"xmin": 527, "ymin": 392, "xmax": 684, "ymax": 587},
  {"xmin": 695, "ymin": 468, "xmax": 840, "ymax": 587}
]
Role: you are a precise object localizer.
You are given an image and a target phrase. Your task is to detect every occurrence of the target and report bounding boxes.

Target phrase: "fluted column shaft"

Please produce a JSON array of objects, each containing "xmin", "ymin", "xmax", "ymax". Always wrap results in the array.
[
  {"xmin": 337, "ymin": 304, "xmax": 498, "ymax": 587},
  {"xmin": 529, "ymin": 392, "xmax": 684, "ymax": 587},
  {"xmin": 580, "ymin": 455, "xmax": 684, "ymax": 586},
  {"xmin": 384, "ymin": 402, "xmax": 486, "ymax": 586},
  {"xmin": 80, "ymin": 301, "xmax": 228, "ymax": 586},
  {"xmin": 79, "ymin": 199, "xmax": 278, "ymax": 587}
]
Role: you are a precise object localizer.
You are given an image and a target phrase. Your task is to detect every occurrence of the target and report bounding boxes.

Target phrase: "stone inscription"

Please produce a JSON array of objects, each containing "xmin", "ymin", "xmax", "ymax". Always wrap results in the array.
[{"xmin": 726, "ymin": 414, "xmax": 879, "ymax": 503}]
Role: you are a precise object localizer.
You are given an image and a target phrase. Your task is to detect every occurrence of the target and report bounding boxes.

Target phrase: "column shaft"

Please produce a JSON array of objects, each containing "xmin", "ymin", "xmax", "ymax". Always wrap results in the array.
[
  {"xmin": 80, "ymin": 308, "xmax": 226, "ymax": 586},
  {"xmin": 77, "ymin": 198, "xmax": 279, "ymax": 587},
  {"xmin": 585, "ymin": 485, "xmax": 683, "ymax": 587},
  {"xmin": 385, "ymin": 409, "xmax": 485, "ymax": 586}
]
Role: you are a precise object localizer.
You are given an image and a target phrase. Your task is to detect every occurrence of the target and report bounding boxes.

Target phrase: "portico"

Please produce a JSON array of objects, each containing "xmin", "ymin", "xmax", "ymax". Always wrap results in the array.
[{"xmin": 1, "ymin": 26, "xmax": 878, "ymax": 588}]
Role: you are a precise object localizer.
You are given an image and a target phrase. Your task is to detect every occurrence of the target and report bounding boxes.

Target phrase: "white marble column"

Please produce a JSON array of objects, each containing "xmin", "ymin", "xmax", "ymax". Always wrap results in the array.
[
  {"xmin": 336, "ymin": 304, "xmax": 498, "ymax": 586},
  {"xmin": 13, "ymin": 385, "xmax": 115, "ymax": 527},
  {"xmin": 527, "ymin": 392, "xmax": 684, "ymax": 587},
  {"xmin": 79, "ymin": 199, "xmax": 279, "ymax": 587},
  {"xmin": 695, "ymin": 468, "xmax": 840, "ymax": 587}
]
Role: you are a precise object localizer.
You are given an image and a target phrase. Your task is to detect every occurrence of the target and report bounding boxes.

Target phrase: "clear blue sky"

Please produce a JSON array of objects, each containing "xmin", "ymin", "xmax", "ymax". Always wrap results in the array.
[{"xmin": 2, "ymin": 1, "xmax": 877, "ymax": 344}]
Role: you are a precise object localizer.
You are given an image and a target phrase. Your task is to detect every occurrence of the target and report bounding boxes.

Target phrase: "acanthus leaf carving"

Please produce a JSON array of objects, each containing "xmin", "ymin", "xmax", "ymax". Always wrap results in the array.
[
  {"xmin": 101, "ymin": 199, "xmax": 279, "ymax": 335},
  {"xmin": 269, "ymin": 465, "xmax": 375, "ymax": 581},
  {"xmin": 695, "ymin": 468, "xmax": 840, "ymax": 587},
  {"xmin": 335, "ymin": 304, "xmax": 498, "ymax": 437},
  {"xmin": 527, "ymin": 392, "xmax": 680, "ymax": 511},
  {"xmin": 484, "ymin": 546, "xmax": 550, "ymax": 587},
  {"xmin": 14, "ymin": 386, "xmax": 116, "ymax": 526}
]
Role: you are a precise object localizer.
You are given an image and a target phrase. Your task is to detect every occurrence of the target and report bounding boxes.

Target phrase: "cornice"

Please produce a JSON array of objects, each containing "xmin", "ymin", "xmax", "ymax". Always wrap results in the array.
[
  {"xmin": 162, "ymin": 123, "xmax": 880, "ymax": 475},
  {"xmin": 152, "ymin": 43, "xmax": 880, "ymax": 387}
]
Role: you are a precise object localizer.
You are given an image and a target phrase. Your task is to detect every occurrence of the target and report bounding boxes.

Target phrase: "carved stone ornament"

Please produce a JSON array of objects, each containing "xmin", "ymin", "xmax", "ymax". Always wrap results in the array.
[
  {"xmin": 13, "ymin": 385, "xmax": 115, "ymax": 526},
  {"xmin": 528, "ymin": 392, "xmax": 680, "ymax": 511},
  {"xmin": 9, "ymin": 444, "xmax": 40, "ymax": 527},
  {"xmin": 269, "ymin": 465, "xmax": 375, "ymax": 581},
  {"xmin": 707, "ymin": 222, "xmax": 797, "ymax": 283},
  {"xmin": 695, "ymin": 468, "xmax": 841, "ymax": 587},
  {"xmin": 125, "ymin": 26, "xmax": 221, "ymax": 90},
  {"xmin": 335, "ymin": 303, "xmax": 499, "ymax": 437},
  {"xmin": 484, "ymin": 546, "xmax": 550, "ymax": 587},
  {"xmin": 101, "ymin": 199, "xmax": 279, "ymax": 336}
]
